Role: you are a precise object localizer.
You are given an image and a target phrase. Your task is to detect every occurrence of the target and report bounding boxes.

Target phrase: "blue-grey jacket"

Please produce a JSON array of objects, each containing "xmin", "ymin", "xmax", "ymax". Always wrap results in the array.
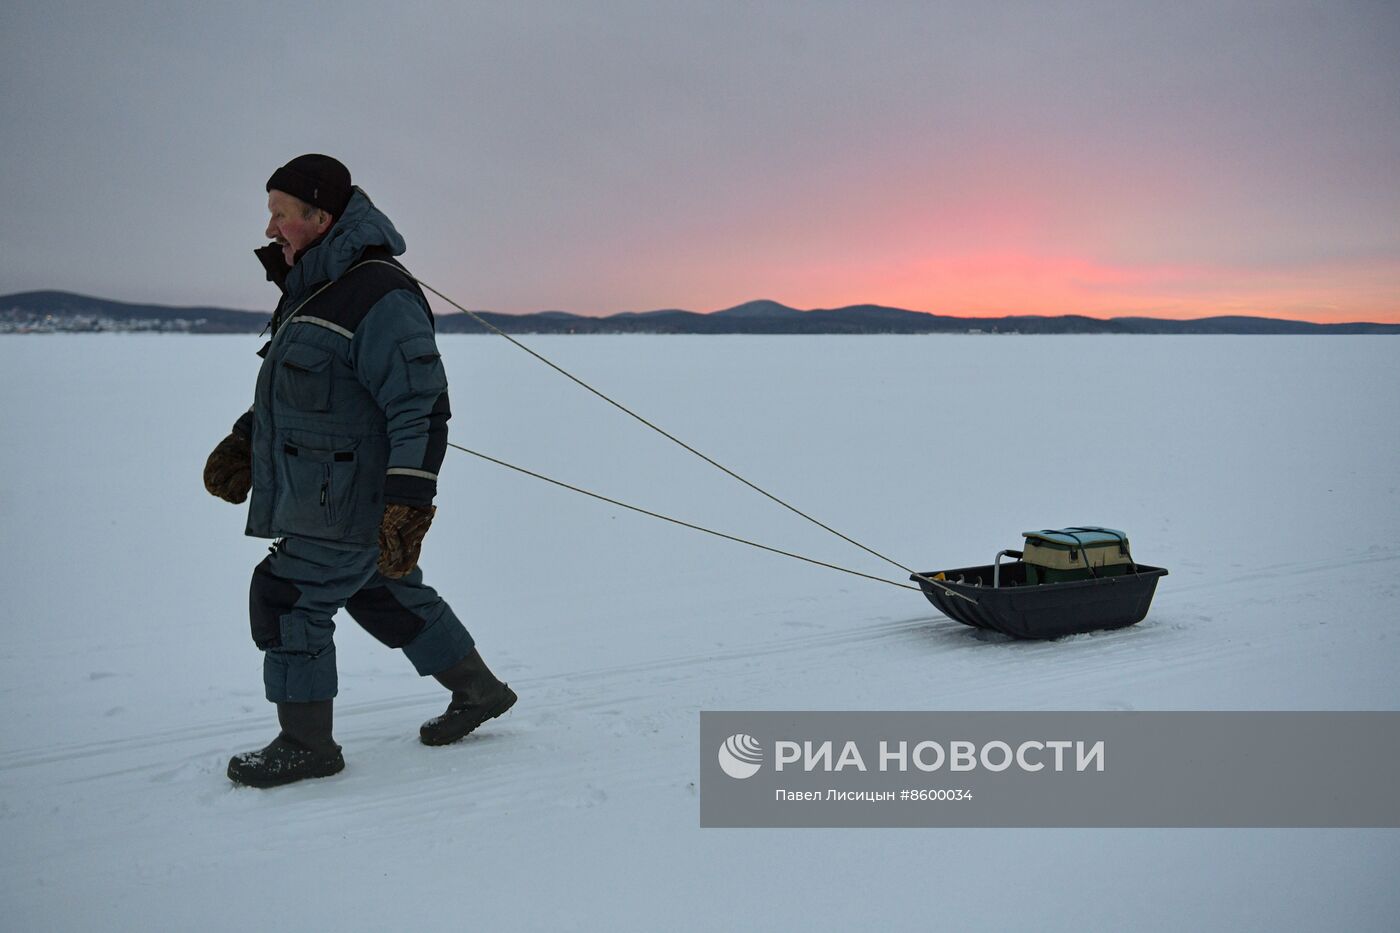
[{"xmin": 233, "ymin": 188, "xmax": 449, "ymax": 549}]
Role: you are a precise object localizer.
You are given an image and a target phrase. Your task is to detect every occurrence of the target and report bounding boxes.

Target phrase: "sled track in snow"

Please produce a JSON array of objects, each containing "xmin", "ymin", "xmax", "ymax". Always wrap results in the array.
[
  {"xmin": 0, "ymin": 612, "xmax": 944, "ymax": 772},
  {"xmin": 1165, "ymin": 549, "xmax": 1400, "ymax": 596},
  {"xmin": 5, "ymin": 549, "xmax": 1395, "ymax": 777}
]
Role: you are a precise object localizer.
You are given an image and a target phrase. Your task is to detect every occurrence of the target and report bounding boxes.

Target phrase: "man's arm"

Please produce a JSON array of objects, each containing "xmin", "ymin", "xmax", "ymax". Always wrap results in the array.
[{"xmin": 349, "ymin": 291, "xmax": 451, "ymax": 508}]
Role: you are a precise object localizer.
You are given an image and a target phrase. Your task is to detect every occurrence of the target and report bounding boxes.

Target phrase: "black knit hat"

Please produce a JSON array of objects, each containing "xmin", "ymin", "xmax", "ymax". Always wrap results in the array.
[{"xmin": 266, "ymin": 154, "xmax": 352, "ymax": 218}]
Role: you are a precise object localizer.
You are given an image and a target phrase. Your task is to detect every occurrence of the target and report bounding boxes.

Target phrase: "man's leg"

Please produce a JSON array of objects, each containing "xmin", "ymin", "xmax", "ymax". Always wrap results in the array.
[
  {"xmin": 343, "ymin": 564, "xmax": 474, "ymax": 678},
  {"xmin": 250, "ymin": 538, "xmax": 379, "ymax": 702},
  {"xmin": 344, "ymin": 568, "xmax": 515, "ymax": 746},
  {"xmin": 229, "ymin": 537, "xmax": 380, "ymax": 788}
]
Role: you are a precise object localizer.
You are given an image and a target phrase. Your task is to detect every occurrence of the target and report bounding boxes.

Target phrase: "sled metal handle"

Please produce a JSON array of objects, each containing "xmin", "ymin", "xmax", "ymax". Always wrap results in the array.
[{"xmin": 993, "ymin": 549, "xmax": 1023, "ymax": 588}]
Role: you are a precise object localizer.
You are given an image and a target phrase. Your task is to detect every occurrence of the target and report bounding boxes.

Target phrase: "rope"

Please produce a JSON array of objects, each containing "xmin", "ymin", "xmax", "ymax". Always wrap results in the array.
[
  {"xmin": 448, "ymin": 441, "xmax": 923, "ymax": 592},
  {"xmin": 364, "ymin": 262, "xmax": 970, "ymax": 603},
  {"xmin": 401, "ymin": 270, "xmax": 919, "ymax": 572}
]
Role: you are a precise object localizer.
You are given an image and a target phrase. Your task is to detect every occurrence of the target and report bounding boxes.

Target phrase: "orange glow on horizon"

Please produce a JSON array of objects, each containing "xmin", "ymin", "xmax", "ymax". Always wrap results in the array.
[{"xmin": 686, "ymin": 249, "xmax": 1400, "ymax": 325}]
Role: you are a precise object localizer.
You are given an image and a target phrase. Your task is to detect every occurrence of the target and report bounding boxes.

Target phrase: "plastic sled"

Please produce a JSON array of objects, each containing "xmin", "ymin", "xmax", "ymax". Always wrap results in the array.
[{"xmin": 912, "ymin": 547, "xmax": 1168, "ymax": 640}]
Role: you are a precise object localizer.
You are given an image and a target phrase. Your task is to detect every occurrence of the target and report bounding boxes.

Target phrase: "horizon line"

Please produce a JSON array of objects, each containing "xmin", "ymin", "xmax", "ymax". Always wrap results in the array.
[{"xmin": 5, "ymin": 288, "xmax": 1398, "ymax": 328}]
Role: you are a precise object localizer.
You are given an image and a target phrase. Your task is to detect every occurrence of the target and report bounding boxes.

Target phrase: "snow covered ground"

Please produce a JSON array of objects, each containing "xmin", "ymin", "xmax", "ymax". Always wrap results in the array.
[{"xmin": 2, "ymin": 333, "xmax": 1397, "ymax": 931}]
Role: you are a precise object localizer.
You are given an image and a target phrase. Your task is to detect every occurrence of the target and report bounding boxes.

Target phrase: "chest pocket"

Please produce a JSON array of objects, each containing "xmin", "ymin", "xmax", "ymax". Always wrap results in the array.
[{"xmin": 276, "ymin": 342, "xmax": 333, "ymax": 412}]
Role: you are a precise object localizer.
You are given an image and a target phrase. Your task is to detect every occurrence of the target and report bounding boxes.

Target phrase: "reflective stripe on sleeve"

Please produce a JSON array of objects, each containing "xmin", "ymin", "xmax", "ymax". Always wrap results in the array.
[{"xmin": 386, "ymin": 467, "xmax": 438, "ymax": 481}]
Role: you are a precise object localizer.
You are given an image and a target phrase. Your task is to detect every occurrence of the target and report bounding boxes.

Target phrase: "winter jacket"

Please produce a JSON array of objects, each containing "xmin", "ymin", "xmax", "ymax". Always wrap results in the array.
[{"xmin": 233, "ymin": 188, "xmax": 450, "ymax": 549}]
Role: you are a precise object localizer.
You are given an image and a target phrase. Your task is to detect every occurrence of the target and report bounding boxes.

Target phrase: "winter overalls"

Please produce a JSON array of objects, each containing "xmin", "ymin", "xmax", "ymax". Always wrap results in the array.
[{"xmin": 235, "ymin": 189, "xmax": 473, "ymax": 702}]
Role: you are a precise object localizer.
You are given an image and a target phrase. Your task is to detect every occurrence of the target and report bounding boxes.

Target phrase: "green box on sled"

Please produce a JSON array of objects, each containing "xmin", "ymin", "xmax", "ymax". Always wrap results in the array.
[{"xmin": 1022, "ymin": 526, "xmax": 1133, "ymax": 584}]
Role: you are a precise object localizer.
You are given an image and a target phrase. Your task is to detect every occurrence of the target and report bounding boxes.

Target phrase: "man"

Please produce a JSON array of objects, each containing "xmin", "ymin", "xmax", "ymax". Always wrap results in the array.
[{"xmin": 203, "ymin": 154, "xmax": 516, "ymax": 788}]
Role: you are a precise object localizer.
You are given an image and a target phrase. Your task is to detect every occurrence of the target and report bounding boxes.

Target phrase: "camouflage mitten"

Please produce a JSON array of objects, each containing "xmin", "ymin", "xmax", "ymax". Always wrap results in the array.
[
  {"xmin": 203, "ymin": 432, "xmax": 252, "ymax": 504},
  {"xmin": 378, "ymin": 503, "xmax": 436, "ymax": 578}
]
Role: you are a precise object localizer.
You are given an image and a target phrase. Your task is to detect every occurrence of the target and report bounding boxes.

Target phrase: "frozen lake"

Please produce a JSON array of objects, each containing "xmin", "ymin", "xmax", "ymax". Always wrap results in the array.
[{"xmin": 1, "ymin": 333, "xmax": 1397, "ymax": 931}]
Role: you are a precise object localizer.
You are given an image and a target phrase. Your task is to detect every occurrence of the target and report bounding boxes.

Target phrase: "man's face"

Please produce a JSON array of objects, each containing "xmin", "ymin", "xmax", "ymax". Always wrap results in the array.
[{"xmin": 265, "ymin": 190, "xmax": 332, "ymax": 265}]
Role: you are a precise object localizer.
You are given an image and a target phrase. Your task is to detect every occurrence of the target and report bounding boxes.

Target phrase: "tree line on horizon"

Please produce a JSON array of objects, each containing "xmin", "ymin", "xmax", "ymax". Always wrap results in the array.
[{"xmin": 2, "ymin": 290, "xmax": 1396, "ymax": 335}]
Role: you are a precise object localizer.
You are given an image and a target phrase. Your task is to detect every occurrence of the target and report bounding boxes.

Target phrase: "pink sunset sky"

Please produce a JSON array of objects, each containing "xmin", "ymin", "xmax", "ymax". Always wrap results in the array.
[{"xmin": 4, "ymin": 3, "xmax": 1398, "ymax": 324}]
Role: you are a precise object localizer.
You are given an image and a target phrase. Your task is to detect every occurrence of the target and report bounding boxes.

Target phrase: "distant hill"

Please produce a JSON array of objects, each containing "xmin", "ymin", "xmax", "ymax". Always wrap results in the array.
[
  {"xmin": 0, "ymin": 290, "xmax": 267, "ymax": 334},
  {"xmin": 3, "ymin": 289, "xmax": 1397, "ymax": 335}
]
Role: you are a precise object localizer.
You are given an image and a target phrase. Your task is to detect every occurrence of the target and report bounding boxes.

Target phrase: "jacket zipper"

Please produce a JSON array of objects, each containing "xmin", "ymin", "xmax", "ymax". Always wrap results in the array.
[{"xmin": 321, "ymin": 463, "xmax": 333, "ymax": 524}]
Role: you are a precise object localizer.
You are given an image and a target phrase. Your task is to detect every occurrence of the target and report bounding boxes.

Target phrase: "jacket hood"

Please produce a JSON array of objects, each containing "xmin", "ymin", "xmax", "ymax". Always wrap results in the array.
[{"xmin": 284, "ymin": 187, "xmax": 406, "ymax": 298}]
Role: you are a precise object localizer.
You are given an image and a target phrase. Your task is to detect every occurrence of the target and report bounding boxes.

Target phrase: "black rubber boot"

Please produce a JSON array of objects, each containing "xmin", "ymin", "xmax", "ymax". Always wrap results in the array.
[
  {"xmin": 227, "ymin": 700, "xmax": 345, "ymax": 788},
  {"xmin": 420, "ymin": 648, "xmax": 517, "ymax": 746}
]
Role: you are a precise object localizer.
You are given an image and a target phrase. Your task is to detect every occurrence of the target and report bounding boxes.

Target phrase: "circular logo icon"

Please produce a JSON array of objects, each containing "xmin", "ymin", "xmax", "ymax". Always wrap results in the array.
[{"xmin": 718, "ymin": 733, "xmax": 763, "ymax": 779}]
